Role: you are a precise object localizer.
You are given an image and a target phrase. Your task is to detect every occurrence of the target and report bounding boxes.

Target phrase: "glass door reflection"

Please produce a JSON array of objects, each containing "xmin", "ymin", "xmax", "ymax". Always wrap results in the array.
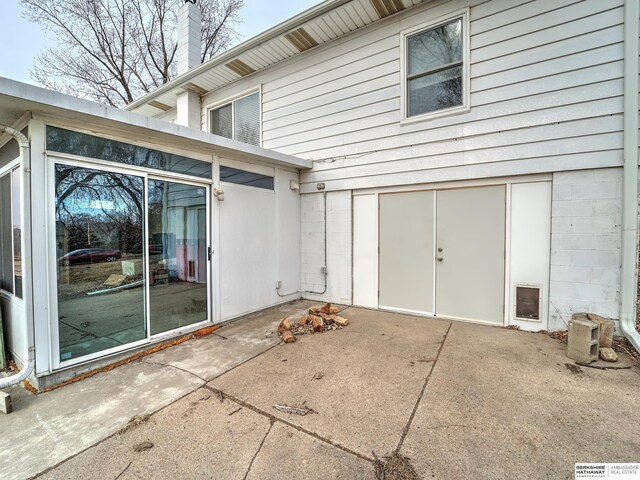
[
  {"xmin": 147, "ymin": 179, "xmax": 208, "ymax": 335},
  {"xmin": 55, "ymin": 164, "xmax": 146, "ymax": 361}
]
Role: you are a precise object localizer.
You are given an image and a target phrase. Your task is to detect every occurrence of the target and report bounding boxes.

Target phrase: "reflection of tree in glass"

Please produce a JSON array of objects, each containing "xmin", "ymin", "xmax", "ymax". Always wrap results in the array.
[
  {"xmin": 408, "ymin": 19, "xmax": 463, "ymax": 115},
  {"xmin": 47, "ymin": 126, "xmax": 209, "ymax": 178},
  {"xmin": 408, "ymin": 20, "xmax": 461, "ymax": 74},
  {"xmin": 235, "ymin": 120, "xmax": 258, "ymax": 145},
  {"xmin": 55, "ymin": 166, "xmax": 144, "ymax": 254}
]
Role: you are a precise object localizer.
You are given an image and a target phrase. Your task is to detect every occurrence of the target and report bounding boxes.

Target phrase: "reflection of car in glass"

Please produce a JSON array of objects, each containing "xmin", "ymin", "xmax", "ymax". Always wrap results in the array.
[{"xmin": 58, "ymin": 248, "xmax": 121, "ymax": 266}]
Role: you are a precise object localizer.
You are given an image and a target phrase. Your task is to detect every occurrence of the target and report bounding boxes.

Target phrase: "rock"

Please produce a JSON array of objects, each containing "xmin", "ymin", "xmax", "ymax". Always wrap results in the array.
[
  {"xmin": 587, "ymin": 313, "xmax": 614, "ymax": 348},
  {"xmin": 133, "ymin": 441, "xmax": 154, "ymax": 452},
  {"xmin": 298, "ymin": 316, "xmax": 311, "ymax": 325},
  {"xmin": 278, "ymin": 317, "xmax": 292, "ymax": 334},
  {"xmin": 331, "ymin": 315, "xmax": 349, "ymax": 326},
  {"xmin": 599, "ymin": 347, "xmax": 618, "ymax": 362},
  {"xmin": 281, "ymin": 331, "xmax": 296, "ymax": 343},
  {"xmin": 310, "ymin": 315, "xmax": 324, "ymax": 332}
]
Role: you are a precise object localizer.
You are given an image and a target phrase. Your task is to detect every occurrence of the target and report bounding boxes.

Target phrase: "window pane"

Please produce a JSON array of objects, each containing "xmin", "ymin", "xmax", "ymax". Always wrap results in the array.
[
  {"xmin": 55, "ymin": 164, "xmax": 146, "ymax": 361},
  {"xmin": 12, "ymin": 169, "xmax": 21, "ymax": 298},
  {"xmin": 148, "ymin": 180, "xmax": 208, "ymax": 335},
  {"xmin": 408, "ymin": 19, "xmax": 462, "ymax": 77},
  {"xmin": 408, "ymin": 66, "xmax": 462, "ymax": 116},
  {"xmin": 210, "ymin": 103, "xmax": 233, "ymax": 140},
  {"xmin": 0, "ymin": 174, "xmax": 13, "ymax": 293},
  {"xmin": 220, "ymin": 166, "xmax": 274, "ymax": 190},
  {"xmin": 46, "ymin": 126, "xmax": 212, "ymax": 179},
  {"xmin": 234, "ymin": 92, "xmax": 260, "ymax": 146}
]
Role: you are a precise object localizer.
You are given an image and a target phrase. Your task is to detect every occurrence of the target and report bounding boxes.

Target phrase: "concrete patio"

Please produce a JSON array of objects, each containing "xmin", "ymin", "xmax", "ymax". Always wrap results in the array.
[{"xmin": 1, "ymin": 300, "xmax": 639, "ymax": 479}]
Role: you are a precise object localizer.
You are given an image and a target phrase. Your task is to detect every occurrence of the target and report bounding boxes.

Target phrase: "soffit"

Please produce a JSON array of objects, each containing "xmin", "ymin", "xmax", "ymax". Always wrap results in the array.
[{"xmin": 127, "ymin": 0, "xmax": 424, "ymax": 116}]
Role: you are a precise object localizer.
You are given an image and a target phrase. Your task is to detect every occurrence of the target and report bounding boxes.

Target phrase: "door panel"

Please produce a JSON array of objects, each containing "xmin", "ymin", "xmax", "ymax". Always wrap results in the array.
[
  {"xmin": 148, "ymin": 180, "xmax": 208, "ymax": 336},
  {"xmin": 435, "ymin": 186, "xmax": 505, "ymax": 323},
  {"xmin": 55, "ymin": 164, "xmax": 146, "ymax": 361},
  {"xmin": 379, "ymin": 191, "xmax": 435, "ymax": 313}
]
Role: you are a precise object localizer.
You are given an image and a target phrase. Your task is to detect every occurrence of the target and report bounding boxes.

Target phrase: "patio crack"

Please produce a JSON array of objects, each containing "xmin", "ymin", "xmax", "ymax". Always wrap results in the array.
[
  {"xmin": 242, "ymin": 420, "xmax": 274, "ymax": 480},
  {"xmin": 203, "ymin": 385, "xmax": 373, "ymax": 464},
  {"xmin": 395, "ymin": 321, "xmax": 453, "ymax": 452},
  {"xmin": 140, "ymin": 359, "xmax": 207, "ymax": 383}
]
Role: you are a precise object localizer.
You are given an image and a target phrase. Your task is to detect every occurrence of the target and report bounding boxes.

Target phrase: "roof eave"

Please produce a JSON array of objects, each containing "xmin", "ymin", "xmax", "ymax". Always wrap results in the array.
[
  {"xmin": 0, "ymin": 77, "xmax": 311, "ymax": 170},
  {"xmin": 124, "ymin": 0, "xmax": 352, "ymax": 112}
]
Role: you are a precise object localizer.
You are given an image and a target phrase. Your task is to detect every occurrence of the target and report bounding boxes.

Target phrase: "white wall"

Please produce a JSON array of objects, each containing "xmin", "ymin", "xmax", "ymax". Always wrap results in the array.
[
  {"xmin": 300, "ymin": 190, "xmax": 352, "ymax": 304},
  {"xmin": 509, "ymin": 182, "xmax": 551, "ymax": 331},
  {"xmin": 275, "ymin": 169, "xmax": 301, "ymax": 299},
  {"xmin": 353, "ymin": 194, "xmax": 378, "ymax": 308},
  {"xmin": 549, "ymin": 168, "xmax": 622, "ymax": 330},
  {"xmin": 219, "ymin": 164, "xmax": 300, "ymax": 321}
]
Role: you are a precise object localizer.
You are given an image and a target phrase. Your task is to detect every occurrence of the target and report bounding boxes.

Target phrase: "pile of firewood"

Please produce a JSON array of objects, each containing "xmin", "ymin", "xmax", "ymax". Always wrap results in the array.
[{"xmin": 278, "ymin": 303, "xmax": 349, "ymax": 344}]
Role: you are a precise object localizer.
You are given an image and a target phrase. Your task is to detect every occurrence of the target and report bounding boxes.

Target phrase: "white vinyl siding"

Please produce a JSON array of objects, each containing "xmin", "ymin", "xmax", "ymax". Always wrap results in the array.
[{"xmin": 199, "ymin": 0, "xmax": 624, "ymax": 193}]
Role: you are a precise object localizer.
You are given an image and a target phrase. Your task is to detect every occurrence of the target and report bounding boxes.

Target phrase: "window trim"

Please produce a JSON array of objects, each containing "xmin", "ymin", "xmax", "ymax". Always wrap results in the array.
[
  {"xmin": 205, "ymin": 85, "xmax": 263, "ymax": 147},
  {"xmin": 0, "ymin": 160, "xmax": 21, "ymax": 299},
  {"xmin": 400, "ymin": 8, "xmax": 470, "ymax": 125}
]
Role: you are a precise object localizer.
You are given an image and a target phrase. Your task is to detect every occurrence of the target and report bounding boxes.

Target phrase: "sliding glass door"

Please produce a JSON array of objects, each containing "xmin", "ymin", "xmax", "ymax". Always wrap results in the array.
[
  {"xmin": 54, "ymin": 162, "xmax": 210, "ymax": 364},
  {"xmin": 147, "ymin": 179, "xmax": 208, "ymax": 335},
  {"xmin": 55, "ymin": 165, "xmax": 147, "ymax": 361}
]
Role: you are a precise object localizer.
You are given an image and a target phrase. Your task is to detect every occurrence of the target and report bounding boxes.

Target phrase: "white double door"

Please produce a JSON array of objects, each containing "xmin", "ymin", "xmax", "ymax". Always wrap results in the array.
[{"xmin": 379, "ymin": 185, "xmax": 506, "ymax": 324}]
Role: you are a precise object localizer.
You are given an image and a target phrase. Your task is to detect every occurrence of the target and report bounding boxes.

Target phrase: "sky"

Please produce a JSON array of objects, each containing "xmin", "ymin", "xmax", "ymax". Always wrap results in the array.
[{"xmin": 0, "ymin": 0, "xmax": 320, "ymax": 86}]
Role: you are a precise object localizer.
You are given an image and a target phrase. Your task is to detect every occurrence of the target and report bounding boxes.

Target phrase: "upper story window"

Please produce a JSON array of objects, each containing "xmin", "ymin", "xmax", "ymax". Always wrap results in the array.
[
  {"xmin": 209, "ymin": 91, "xmax": 261, "ymax": 147},
  {"xmin": 403, "ymin": 11, "xmax": 469, "ymax": 121}
]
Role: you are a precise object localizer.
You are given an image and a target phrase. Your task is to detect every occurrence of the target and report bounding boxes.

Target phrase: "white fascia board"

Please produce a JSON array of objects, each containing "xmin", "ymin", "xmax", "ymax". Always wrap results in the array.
[
  {"xmin": 124, "ymin": 0, "xmax": 353, "ymax": 112},
  {"xmin": 0, "ymin": 77, "xmax": 311, "ymax": 170}
]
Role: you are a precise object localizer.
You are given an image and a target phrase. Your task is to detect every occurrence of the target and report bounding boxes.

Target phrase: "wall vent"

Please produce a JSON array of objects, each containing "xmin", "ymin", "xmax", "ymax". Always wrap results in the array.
[
  {"xmin": 225, "ymin": 59, "xmax": 256, "ymax": 77},
  {"xmin": 285, "ymin": 27, "xmax": 319, "ymax": 52},
  {"xmin": 514, "ymin": 284, "xmax": 541, "ymax": 321},
  {"xmin": 370, "ymin": 0, "xmax": 405, "ymax": 19}
]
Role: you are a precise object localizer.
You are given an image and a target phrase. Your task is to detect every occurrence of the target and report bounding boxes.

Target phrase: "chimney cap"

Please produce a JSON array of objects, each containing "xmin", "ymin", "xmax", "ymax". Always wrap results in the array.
[{"xmin": 185, "ymin": 0, "xmax": 196, "ymax": 4}]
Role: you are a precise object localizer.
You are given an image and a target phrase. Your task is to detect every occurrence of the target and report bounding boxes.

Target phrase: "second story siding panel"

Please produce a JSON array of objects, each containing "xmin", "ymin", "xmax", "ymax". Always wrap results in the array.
[{"xmin": 200, "ymin": 0, "xmax": 625, "ymax": 191}]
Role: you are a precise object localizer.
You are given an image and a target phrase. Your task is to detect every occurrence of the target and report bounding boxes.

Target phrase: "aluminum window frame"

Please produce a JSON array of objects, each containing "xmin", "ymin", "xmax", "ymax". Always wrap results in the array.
[
  {"xmin": 205, "ymin": 86, "xmax": 263, "ymax": 147},
  {"xmin": 47, "ymin": 155, "xmax": 214, "ymax": 370},
  {"xmin": 0, "ymin": 160, "xmax": 22, "ymax": 299},
  {"xmin": 400, "ymin": 8, "xmax": 470, "ymax": 124}
]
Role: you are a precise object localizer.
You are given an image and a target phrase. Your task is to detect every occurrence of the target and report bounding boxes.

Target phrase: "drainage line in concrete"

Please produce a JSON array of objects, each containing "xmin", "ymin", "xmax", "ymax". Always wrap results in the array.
[
  {"xmin": 395, "ymin": 321, "xmax": 453, "ymax": 452},
  {"xmin": 203, "ymin": 385, "xmax": 374, "ymax": 463}
]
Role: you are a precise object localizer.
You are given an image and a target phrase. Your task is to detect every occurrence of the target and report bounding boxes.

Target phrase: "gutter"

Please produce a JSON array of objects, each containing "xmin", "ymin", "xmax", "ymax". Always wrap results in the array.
[
  {"xmin": 619, "ymin": 0, "xmax": 640, "ymax": 351},
  {"xmin": 125, "ymin": 0, "xmax": 353, "ymax": 111},
  {"xmin": 0, "ymin": 125, "xmax": 35, "ymax": 389}
]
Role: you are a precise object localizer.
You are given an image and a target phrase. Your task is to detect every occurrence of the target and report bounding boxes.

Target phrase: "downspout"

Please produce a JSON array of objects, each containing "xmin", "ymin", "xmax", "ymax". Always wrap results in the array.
[
  {"xmin": 0, "ymin": 124, "xmax": 35, "ymax": 389},
  {"xmin": 619, "ymin": 0, "xmax": 640, "ymax": 352}
]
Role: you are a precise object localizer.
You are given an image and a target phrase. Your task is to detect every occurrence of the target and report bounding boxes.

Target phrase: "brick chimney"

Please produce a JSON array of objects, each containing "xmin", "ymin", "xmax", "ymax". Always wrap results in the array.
[{"xmin": 176, "ymin": 0, "xmax": 202, "ymax": 129}]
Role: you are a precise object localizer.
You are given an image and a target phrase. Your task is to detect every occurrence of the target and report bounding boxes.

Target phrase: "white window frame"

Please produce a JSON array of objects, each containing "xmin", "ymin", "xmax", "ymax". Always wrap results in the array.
[
  {"xmin": 400, "ymin": 8, "xmax": 470, "ymax": 125},
  {"xmin": 46, "ymin": 155, "xmax": 215, "ymax": 370},
  {"xmin": 205, "ymin": 86, "xmax": 262, "ymax": 147},
  {"xmin": 0, "ymin": 159, "xmax": 21, "ymax": 299}
]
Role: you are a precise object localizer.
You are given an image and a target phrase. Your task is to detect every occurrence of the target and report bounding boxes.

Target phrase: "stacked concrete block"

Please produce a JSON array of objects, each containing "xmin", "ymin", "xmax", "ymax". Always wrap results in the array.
[
  {"xmin": 549, "ymin": 168, "xmax": 622, "ymax": 331},
  {"xmin": 567, "ymin": 315, "xmax": 600, "ymax": 363}
]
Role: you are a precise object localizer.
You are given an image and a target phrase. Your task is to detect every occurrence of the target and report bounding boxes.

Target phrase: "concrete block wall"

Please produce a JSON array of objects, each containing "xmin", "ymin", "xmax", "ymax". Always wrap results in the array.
[
  {"xmin": 300, "ymin": 191, "xmax": 352, "ymax": 305},
  {"xmin": 549, "ymin": 167, "xmax": 622, "ymax": 330}
]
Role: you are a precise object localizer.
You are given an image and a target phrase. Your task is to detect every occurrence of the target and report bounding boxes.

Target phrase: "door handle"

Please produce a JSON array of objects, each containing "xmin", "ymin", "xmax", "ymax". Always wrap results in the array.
[{"xmin": 437, "ymin": 256, "xmax": 443, "ymax": 262}]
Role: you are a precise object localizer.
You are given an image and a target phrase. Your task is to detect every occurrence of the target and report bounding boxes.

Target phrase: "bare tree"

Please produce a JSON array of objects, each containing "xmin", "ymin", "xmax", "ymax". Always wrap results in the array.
[{"xmin": 21, "ymin": 0, "xmax": 243, "ymax": 107}]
